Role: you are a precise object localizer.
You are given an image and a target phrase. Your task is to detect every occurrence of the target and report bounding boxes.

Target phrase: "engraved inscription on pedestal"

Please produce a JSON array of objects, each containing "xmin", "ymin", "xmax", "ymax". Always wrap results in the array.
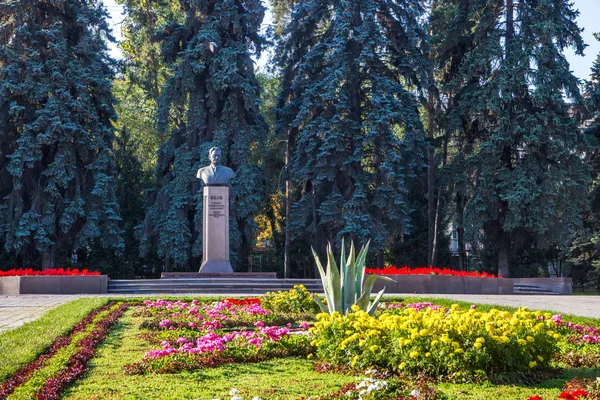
[{"xmin": 208, "ymin": 195, "xmax": 225, "ymax": 219}]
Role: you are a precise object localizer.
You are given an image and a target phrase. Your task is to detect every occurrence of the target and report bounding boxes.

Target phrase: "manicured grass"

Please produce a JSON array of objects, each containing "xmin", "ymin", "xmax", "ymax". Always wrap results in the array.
[
  {"xmin": 8, "ymin": 303, "xmax": 122, "ymax": 400},
  {"xmin": 0, "ymin": 297, "xmax": 109, "ymax": 383},
  {"xmin": 5, "ymin": 295, "xmax": 600, "ymax": 399},
  {"xmin": 63, "ymin": 307, "xmax": 355, "ymax": 400},
  {"xmin": 437, "ymin": 367, "xmax": 600, "ymax": 399}
]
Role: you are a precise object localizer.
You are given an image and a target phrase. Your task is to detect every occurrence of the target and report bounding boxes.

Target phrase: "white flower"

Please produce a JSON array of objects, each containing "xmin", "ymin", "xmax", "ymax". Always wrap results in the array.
[
  {"xmin": 231, "ymin": 396, "xmax": 243, "ymax": 400},
  {"xmin": 252, "ymin": 397, "xmax": 262, "ymax": 400},
  {"xmin": 229, "ymin": 389, "xmax": 240, "ymax": 396},
  {"xmin": 410, "ymin": 389, "xmax": 420, "ymax": 397}
]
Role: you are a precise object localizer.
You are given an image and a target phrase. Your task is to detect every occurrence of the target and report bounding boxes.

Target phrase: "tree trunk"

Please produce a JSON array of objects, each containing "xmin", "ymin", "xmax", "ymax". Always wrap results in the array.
[
  {"xmin": 427, "ymin": 0, "xmax": 438, "ymax": 268},
  {"xmin": 456, "ymin": 190, "xmax": 466, "ymax": 270},
  {"xmin": 284, "ymin": 130, "xmax": 292, "ymax": 279},
  {"xmin": 377, "ymin": 249, "xmax": 384, "ymax": 269},
  {"xmin": 496, "ymin": 0, "xmax": 514, "ymax": 280},
  {"xmin": 41, "ymin": 249, "xmax": 53, "ymax": 270},
  {"xmin": 144, "ymin": 0, "xmax": 160, "ymax": 100},
  {"xmin": 497, "ymin": 235, "xmax": 510, "ymax": 278}
]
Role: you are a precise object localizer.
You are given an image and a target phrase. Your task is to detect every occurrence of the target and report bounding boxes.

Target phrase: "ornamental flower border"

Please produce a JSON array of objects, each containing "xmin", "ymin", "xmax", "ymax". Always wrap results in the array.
[
  {"xmin": 366, "ymin": 266, "xmax": 499, "ymax": 278},
  {"xmin": 0, "ymin": 268, "xmax": 101, "ymax": 277}
]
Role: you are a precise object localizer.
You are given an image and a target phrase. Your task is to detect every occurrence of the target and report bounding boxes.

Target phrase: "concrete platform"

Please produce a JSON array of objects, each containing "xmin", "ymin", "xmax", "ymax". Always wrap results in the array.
[{"xmin": 0, "ymin": 275, "xmax": 108, "ymax": 294}]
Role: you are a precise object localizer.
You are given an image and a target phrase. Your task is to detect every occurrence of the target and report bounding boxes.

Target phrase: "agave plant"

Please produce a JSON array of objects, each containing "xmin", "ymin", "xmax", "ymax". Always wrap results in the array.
[{"xmin": 311, "ymin": 239, "xmax": 394, "ymax": 315}]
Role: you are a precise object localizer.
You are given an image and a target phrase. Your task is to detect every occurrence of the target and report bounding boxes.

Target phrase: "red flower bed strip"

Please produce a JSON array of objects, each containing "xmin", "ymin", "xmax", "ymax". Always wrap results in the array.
[
  {"xmin": 0, "ymin": 268, "xmax": 100, "ymax": 277},
  {"xmin": 365, "ymin": 266, "xmax": 499, "ymax": 278},
  {"xmin": 0, "ymin": 302, "xmax": 116, "ymax": 399},
  {"xmin": 35, "ymin": 303, "xmax": 129, "ymax": 400},
  {"xmin": 223, "ymin": 297, "xmax": 261, "ymax": 306}
]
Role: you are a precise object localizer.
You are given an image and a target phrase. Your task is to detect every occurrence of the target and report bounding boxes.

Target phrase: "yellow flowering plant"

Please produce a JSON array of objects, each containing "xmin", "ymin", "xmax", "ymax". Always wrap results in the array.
[
  {"xmin": 261, "ymin": 285, "xmax": 322, "ymax": 315},
  {"xmin": 311, "ymin": 304, "xmax": 560, "ymax": 380}
]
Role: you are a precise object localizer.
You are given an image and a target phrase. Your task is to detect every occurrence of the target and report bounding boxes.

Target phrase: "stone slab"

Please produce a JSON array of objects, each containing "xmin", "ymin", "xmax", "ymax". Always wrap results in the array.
[
  {"xmin": 0, "ymin": 276, "xmax": 108, "ymax": 295},
  {"xmin": 371, "ymin": 275, "xmax": 570, "ymax": 295}
]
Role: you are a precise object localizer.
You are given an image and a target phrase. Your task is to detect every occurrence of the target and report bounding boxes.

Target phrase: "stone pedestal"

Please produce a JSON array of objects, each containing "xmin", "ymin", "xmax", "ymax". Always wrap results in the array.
[{"xmin": 200, "ymin": 186, "xmax": 233, "ymax": 273}]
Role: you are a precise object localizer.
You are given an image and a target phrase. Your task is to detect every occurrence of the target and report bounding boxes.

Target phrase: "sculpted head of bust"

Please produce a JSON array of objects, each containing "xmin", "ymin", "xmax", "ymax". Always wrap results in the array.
[
  {"xmin": 208, "ymin": 147, "xmax": 221, "ymax": 166},
  {"xmin": 196, "ymin": 147, "xmax": 235, "ymax": 185}
]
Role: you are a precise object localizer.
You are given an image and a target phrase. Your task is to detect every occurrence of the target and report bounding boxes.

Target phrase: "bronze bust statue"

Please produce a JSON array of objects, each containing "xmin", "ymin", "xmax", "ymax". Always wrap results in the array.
[{"xmin": 196, "ymin": 147, "xmax": 235, "ymax": 185}]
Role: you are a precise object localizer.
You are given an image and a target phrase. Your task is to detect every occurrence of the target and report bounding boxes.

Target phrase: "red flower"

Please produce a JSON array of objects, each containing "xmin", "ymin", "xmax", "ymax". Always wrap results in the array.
[
  {"xmin": 559, "ymin": 390, "xmax": 588, "ymax": 400},
  {"xmin": 223, "ymin": 297, "xmax": 261, "ymax": 306},
  {"xmin": 527, "ymin": 396, "xmax": 544, "ymax": 400},
  {"xmin": 0, "ymin": 268, "xmax": 100, "ymax": 277},
  {"xmin": 365, "ymin": 265, "xmax": 497, "ymax": 278}
]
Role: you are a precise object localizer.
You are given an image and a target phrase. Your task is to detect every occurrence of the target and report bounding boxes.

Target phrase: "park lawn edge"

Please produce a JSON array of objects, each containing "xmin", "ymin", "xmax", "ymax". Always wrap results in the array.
[
  {"xmin": 0, "ymin": 297, "xmax": 110, "ymax": 383},
  {"xmin": 3, "ymin": 294, "xmax": 600, "ymax": 400},
  {"xmin": 7, "ymin": 302, "xmax": 124, "ymax": 400}
]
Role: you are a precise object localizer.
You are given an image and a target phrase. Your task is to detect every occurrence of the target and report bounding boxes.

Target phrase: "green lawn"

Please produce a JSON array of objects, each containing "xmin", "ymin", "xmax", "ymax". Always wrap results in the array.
[
  {"xmin": 5, "ymin": 296, "xmax": 600, "ymax": 399},
  {"xmin": 0, "ymin": 297, "xmax": 109, "ymax": 383},
  {"xmin": 63, "ymin": 307, "xmax": 355, "ymax": 400}
]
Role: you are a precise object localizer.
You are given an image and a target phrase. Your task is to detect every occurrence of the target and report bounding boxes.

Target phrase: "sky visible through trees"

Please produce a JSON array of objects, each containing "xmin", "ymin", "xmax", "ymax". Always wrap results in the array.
[{"xmin": 104, "ymin": 0, "xmax": 599, "ymax": 80}]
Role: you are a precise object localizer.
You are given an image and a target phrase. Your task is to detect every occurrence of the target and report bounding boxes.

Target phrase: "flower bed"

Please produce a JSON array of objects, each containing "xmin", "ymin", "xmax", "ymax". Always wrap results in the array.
[
  {"xmin": 0, "ymin": 268, "xmax": 100, "ymax": 276},
  {"xmin": 366, "ymin": 266, "xmax": 499, "ymax": 278},
  {"xmin": 4, "ymin": 287, "xmax": 600, "ymax": 399},
  {"xmin": 0, "ymin": 302, "xmax": 117, "ymax": 398},
  {"xmin": 311, "ymin": 304, "xmax": 562, "ymax": 381},
  {"xmin": 124, "ymin": 298, "xmax": 313, "ymax": 374},
  {"xmin": 0, "ymin": 302, "xmax": 127, "ymax": 400}
]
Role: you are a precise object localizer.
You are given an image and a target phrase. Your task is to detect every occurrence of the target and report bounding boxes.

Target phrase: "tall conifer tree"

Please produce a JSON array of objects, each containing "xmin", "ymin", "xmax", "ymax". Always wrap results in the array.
[
  {"xmin": 141, "ymin": 0, "xmax": 267, "ymax": 270},
  {"xmin": 431, "ymin": 0, "xmax": 589, "ymax": 277},
  {"xmin": 275, "ymin": 0, "xmax": 429, "ymax": 265},
  {"xmin": 589, "ymin": 33, "xmax": 600, "ymax": 135},
  {"xmin": 0, "ymin": 0, "xmax": 123, "ymax": 269}
]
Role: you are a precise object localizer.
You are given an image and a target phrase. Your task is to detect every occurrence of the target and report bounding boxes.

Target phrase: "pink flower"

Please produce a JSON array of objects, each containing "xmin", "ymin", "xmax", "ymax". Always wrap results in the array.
[
  {"xmin": 159, "ymin": 319, "xmax": 171, "ymax": 328},
  {"xmin": 299, "ymin": 322, "xmax": 310, "ymax": 329},
  {"xmin": 254, "ymin": 321, "xmax": 265, "ymax": 328}
]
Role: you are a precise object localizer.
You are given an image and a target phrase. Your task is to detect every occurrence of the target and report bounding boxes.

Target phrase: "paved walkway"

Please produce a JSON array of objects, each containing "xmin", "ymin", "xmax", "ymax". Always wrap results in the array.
[
  {"xmin": 0, "ymin": 293, "xmax": 599, "ymax": 333},
  {"xmin": 0, "ymin": 295, "xmax": 85, "ymax": 332}
]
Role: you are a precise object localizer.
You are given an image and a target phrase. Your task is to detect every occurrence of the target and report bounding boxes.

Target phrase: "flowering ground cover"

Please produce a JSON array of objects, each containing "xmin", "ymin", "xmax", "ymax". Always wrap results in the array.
[
  {"xmin": 365, "ymin": 266, "xmax": 499, "ymax": 278},
  {"xmin": 3, "ymin": 293, "xmax": 600, "ymax": 399},
  {"xmin": 0, "ymin": 268, "xmax": 101, "ymax": 277}
]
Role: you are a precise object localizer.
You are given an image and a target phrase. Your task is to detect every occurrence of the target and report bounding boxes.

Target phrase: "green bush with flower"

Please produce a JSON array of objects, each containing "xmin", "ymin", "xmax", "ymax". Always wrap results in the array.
[
  {"xmin": 310, "ymin": 304, "xmax": 561, "ymax": 380},
  {"xmin": 261, "ymin": 285, "xmax": 322, "ymax": 315}
]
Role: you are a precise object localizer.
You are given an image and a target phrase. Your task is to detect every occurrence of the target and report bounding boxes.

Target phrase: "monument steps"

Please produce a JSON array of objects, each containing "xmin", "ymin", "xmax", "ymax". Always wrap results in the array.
[
  {"xmin": 513, "ymin": 282, "xmax": 560, "ymax": 295},
  {"xmin": 107, "ymin": 278, "xmax": 323, "ymax": 294}
]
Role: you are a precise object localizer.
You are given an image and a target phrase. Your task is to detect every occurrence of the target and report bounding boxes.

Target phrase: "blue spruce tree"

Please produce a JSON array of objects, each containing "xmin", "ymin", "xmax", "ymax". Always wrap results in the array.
[
  {"xmin": 275, "ymin": 0, "xmax": 429, "ymax": 266},
  {"xmin": 431, "ymin": 0, "xmax": 589, "ymax": 277},
  {"xmin": 141, "ymin": 0, "xmax": 268, "ymax": 270},
  {"xmin": 0, "ymin": 0, "xmax": 124, "ymax": 269}
]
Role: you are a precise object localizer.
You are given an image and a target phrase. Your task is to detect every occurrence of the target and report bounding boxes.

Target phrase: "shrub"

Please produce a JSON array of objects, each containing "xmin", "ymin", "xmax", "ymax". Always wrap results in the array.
[
  {"xmin": 261, "ymin": 285, "xmax": 322, "ymax": 315},
  {"xmin": 310, "ymin": 305, "xmax": 561, "ymax": 381}
]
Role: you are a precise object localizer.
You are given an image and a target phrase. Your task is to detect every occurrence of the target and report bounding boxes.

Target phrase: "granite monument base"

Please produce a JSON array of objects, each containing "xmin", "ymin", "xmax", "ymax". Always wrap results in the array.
[{"xmin": 200, "ymin": 186, "xmax": 233, "ymax": 273}]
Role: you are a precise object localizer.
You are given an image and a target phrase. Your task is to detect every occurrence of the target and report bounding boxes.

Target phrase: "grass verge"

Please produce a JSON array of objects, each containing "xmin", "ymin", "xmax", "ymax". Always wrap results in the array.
[
  {"xmin": 63, "ymin": 307, "xmax": 355, "ymax": 400},
  {"xmin": 0, "ymin": 297, "xmax": 109, "ymax": 383},
  {"xmin": 7, "ymin": 302, "xmax": 123, "ymax": 400}
]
